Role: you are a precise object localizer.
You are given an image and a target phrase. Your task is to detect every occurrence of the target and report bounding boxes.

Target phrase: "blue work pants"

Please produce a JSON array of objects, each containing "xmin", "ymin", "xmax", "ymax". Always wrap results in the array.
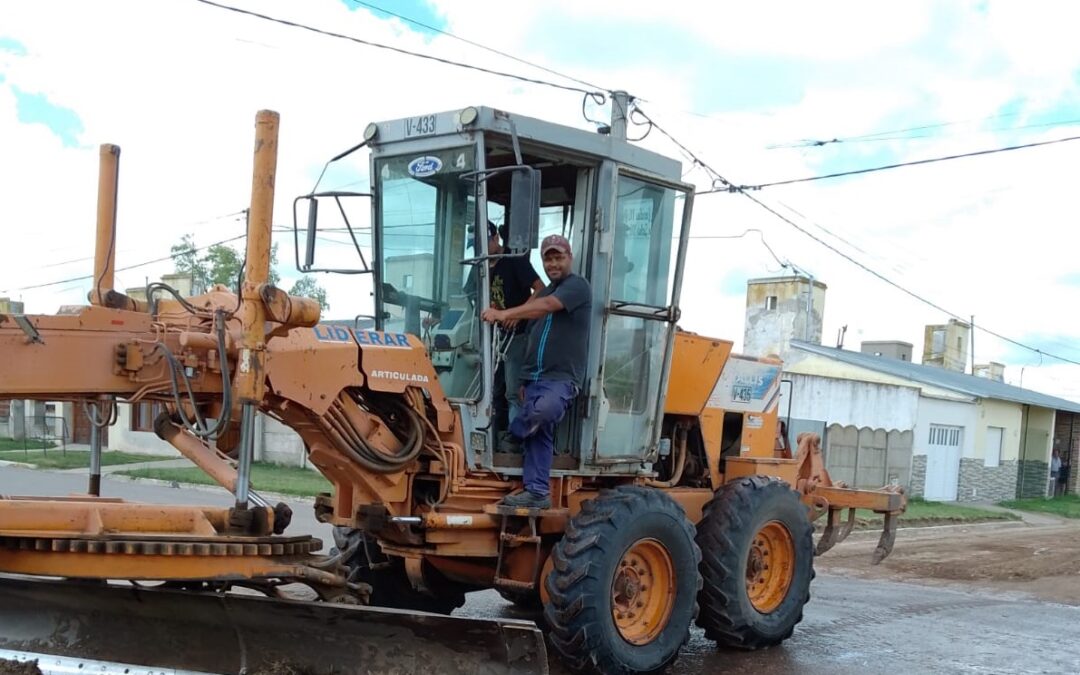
[{"xmin": 509, "ymin": 380, "xmax": 577, "ymax": 497}]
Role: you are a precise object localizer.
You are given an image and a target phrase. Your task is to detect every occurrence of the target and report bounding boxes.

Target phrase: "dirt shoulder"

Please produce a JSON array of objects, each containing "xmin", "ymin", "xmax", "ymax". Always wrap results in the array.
[{"xmin": 817, "ymin": 517, "xmax": 1080, "ymax": 605}]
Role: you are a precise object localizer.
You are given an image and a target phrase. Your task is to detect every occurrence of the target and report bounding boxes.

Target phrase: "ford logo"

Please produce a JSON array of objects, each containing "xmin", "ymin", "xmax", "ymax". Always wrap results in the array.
[{"xmin": 407, "ymin": 156, "xmax": 442, "ymax": 177}]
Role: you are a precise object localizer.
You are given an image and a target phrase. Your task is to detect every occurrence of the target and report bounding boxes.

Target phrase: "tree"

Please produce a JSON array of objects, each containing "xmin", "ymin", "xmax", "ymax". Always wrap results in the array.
[
  {"xmin": 288, "ymin": 276, "xmax": 330, "ymax": 312},
  {"xmin": 169, "ymin": 236, "xmax": 327, "ymax": 309},
  {"xmin": 170, "ymin": 234, "xmax": 210, "ymax": 293}
]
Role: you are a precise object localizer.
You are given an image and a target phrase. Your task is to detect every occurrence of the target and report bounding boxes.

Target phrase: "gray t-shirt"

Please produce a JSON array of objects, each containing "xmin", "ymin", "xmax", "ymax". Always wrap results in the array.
[{"xmin": 521, "ymin": 274, "xmax": 592, "ymax": 386}]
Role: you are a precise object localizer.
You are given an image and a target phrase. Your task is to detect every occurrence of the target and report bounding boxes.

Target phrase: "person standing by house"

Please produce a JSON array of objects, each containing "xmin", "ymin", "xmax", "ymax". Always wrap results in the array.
[
  {"xmin": 481, "ymin": 234, "xmax": 591, "ymax": 509},
  {"xmin": 1050, "ymin": 447, "xmax": 1063, "ymax": 497}
]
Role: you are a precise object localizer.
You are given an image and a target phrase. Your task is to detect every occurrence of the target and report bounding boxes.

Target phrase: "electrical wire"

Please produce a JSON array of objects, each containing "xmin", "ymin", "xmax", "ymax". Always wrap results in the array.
[
  {"xmin": 193, "ymin": 0, "xmax": 605, "ymax": 97},
  {"xmin": 700, "ymin": 134, "xmax": 1080, "ymax": 193},
  {"xmin": 638, "ymin": 105, "xmax": 1080, "ymax": 367},
  {"xmin": 684, "ymin": 228, "xmax": 787, "ymax": 269},
  {"xmin": 4, "ymin": 233, "xmax": 249, "ymax": 293},
  {"xmin": 347, "ymin": 0, "xmax": 606, "ymax": 92},
  {"xmin": 737, "ymin": 190, "xmax": 1080, "ymax": 366},
  {"xmin": 764, "ymin": 111, "xmax": 1080, "ymax": 149}
]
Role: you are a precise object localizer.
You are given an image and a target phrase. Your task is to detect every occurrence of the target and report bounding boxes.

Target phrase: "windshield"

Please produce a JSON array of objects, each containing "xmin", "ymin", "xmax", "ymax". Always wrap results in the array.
[{"xmin": 375, "ymin": 146, "xmax": 480, "ymax": 399}]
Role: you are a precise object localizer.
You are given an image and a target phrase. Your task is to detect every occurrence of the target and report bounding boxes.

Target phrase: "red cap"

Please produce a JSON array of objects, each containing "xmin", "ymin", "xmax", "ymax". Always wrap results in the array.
[{"xmin": 541, "ymin": 234, "xmax": 572, "ymax": 256}]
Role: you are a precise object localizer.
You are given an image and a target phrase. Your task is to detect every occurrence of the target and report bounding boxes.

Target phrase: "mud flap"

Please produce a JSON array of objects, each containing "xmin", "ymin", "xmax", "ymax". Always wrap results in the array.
[{"xmin": 0, "ymin": 576, "xmax": 548, "ymax": 675}]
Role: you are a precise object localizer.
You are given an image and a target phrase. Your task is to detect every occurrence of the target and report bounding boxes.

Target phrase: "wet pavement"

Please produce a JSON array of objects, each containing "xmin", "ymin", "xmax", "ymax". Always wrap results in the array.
[
  {"xmin": 460, "ymin": 577, "xmax": 1080, "ymax": 674},
  {"xmin": 3, "ymin": 467, "xmax": 1080, "ymax": 674}
]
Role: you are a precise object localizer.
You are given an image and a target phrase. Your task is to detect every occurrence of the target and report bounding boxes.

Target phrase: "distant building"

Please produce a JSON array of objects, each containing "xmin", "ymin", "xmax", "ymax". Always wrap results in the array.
[
  {"xmin": 860, "ymin": 340, "xmax": 913, "ymax": 362},
  {"xmin": 787, "ymin": 341, "xmax": 1080, "ymax": 501},
  {"xmin": 741, "ymin": 276, "xmax": 1080, "ymax": 501},
  {"xmin": 743, "ymin": 276, "xmax": 826, "ymax": 361},
  {"xmin": 0, "ymin": 297, "xmax": 24, "ymax": 314},
  {"xmin": 923, "ymin": 319, "xmax": 970, "ymax": 373},
  {"xmin": 973, "ymin": 362, "xmax": 1006, "ymax": 382}
]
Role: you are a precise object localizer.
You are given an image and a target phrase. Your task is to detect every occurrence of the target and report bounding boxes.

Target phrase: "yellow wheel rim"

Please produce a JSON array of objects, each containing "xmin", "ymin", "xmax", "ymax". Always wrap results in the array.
[
  {"xmin": 746, "ymin": 520, "xmax": 795, "ymax": 613},
  {"xmin": 611, "ymin": 539, "xmax": 676, "ymax": 645}
]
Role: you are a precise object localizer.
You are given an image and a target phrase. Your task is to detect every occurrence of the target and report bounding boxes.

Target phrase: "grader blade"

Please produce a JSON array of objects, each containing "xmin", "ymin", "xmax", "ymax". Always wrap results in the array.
[{"xmin": 0, "ymin": 576, "xmax": 548, "ymax": 675}]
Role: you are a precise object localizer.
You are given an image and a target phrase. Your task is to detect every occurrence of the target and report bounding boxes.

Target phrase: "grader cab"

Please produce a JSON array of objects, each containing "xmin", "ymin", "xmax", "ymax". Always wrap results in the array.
[{"xmin": 0, "ymin": 99, "xmax": 904, "ymax": 675}]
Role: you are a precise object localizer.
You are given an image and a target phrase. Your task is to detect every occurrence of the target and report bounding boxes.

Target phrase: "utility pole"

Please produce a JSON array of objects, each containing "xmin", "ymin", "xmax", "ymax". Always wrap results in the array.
[
  {"xmin": 610, "ymin": 90, "xmax": 630, "ymax": 141},
  {"xmin": 970, "ymin": 315, "xmax": 975, "ymax": 374}
]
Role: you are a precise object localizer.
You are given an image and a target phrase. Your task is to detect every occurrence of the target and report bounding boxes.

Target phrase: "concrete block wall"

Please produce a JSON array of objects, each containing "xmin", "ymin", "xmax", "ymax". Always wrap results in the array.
[
  {"xmin": 1016, "ymin": 460, "xmax": 1050, "ymax": 500},
  {"xmin": 258, "ymin": 415, "xmax": 310, "ymax": 468},
  {"xmin": 956, "ymin": 458, "xmax": 1018, "ymax": 502},
  {"xmin": 909, "ymin": 455, "xmax": 927, "ymax": 498}
]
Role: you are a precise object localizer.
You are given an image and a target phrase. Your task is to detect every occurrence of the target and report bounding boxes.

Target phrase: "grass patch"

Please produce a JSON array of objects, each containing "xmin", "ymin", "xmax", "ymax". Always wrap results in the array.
[
  {"xmin": 117, "ymin": 462, "xmax": 332, "ymax": 498},
  {"xmin": 0, "ymin": 449, "xmax": 157, "ymax": 470},
  {"xmin": 845, "ymin": 497, "xmax": 1018, "ymax": 529},
  {"xmin": 0, "ymin": 437, "xmax": 56, "ymax": 451},
  {"xmin": 998, "ymin": 494, "xmax": 1080, "ymax": 519}
]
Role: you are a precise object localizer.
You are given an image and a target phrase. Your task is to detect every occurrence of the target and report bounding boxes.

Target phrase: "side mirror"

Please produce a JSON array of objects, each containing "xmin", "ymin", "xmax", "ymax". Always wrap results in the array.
[
  {"xmin": 303, "ymin": 197, "xmax": 319, "ymax": 271},
  {"xmin": 508, "ymin": 167, "xmax": 540, "ymax": 251},
  {"xmin": 291, "ymin": 192, "xmax": 373, "ymax": 275}
]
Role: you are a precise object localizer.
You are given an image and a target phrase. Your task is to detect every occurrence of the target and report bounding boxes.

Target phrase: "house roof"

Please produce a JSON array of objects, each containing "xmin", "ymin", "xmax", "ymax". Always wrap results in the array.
[{"xmin": 791, "ymin": 340, "xmax": 1080, "ymax": 413}]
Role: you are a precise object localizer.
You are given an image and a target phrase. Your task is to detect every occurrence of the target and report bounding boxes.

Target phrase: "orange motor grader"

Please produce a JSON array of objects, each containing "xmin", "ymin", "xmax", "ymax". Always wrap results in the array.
[{"xmin": 0, "ymin": 99, "xmax": 904, "ymax": 675}]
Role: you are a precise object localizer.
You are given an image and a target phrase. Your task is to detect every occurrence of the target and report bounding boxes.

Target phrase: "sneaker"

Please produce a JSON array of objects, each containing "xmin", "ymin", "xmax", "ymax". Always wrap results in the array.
[
  {"xmin": 497, "ymin": 431, "xmax": 523, "ymax": 454},
  {"xmin": 500, "ymin": 491, "xmax": 551, "ymax": 510}
]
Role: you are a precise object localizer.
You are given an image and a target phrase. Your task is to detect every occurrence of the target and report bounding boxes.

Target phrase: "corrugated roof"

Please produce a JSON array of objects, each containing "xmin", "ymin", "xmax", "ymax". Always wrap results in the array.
[{"xmin": 791, "ymin": 340, "xmax": 1080, "ymax": 413}]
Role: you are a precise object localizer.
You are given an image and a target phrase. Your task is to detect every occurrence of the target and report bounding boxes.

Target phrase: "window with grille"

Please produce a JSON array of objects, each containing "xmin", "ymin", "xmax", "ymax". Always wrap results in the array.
[{"xmin": 929, "ymin": 424, "xmax": 962, "ymax": 447}]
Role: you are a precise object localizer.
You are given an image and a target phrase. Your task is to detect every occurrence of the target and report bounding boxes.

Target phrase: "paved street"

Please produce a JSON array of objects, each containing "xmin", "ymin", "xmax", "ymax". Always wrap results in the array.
[{"xmin": 2, "ymin": 468, "xmax": 1079, "ymax": 674}]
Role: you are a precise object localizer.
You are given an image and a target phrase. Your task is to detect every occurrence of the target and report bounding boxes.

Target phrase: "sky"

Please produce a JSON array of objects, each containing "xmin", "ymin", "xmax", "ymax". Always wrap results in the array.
[{"xmin": 2, "ymin": 0, "xmax": 1080, "ymax": 400}]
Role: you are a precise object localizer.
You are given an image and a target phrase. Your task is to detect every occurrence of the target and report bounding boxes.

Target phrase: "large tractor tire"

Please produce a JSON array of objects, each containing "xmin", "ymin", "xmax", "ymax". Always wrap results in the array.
[
  {"xmin": 331, "ymin": 527, "xmax": 466, "ymax": 615},
  {"xmin": 544, "ymin": 486, "xmax": 702, "ymax": 675},
  {"xmin": 695, "ymin": 476, "xmax": 814, "ymax": 649}
]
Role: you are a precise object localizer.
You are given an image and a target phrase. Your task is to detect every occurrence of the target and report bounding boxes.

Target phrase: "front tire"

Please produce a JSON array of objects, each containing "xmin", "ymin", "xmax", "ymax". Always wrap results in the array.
[
  {"xmin": 695, "ymin": 476, "xmax": 814, "ymax": 649},
  {"xmin": 544, "ymin": 486, "xmax": 701, "ymax": 675}
]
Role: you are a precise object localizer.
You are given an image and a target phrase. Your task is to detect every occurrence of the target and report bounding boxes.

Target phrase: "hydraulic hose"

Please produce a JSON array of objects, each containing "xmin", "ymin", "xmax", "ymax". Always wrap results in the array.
[{"xmin": 316, "ymin": 391, "xmax": 425, "ymax": 474}]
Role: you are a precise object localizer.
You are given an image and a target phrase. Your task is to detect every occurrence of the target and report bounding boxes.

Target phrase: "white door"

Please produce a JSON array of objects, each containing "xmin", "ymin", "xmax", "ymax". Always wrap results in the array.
[
  {"xmin": 985, "ymin": 426, "xmax": 1004, "ymax": 467},
  {"xmin": 925, "ymin": 424, "xmax": 962, "ymax": 501}
]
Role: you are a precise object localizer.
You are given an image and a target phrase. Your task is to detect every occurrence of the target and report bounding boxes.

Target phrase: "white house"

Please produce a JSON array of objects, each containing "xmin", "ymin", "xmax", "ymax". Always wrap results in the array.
[{"xmin": 785, "ymin": 340, "xmax": 1079, "ymax": 501}]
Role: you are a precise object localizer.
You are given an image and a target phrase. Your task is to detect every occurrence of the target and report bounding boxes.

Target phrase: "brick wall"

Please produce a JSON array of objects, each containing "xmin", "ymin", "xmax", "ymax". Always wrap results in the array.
[
  {"xmin": 957, "ymin": 458, "xmax": 1018, "ymax": 502},
  {"xmin": 1016, "ymin": 460, "xmax": 1050, "ymax": 499},
  {"xmin": 909, "ymin": 454, "xmax": 927, "ymax": 498}
]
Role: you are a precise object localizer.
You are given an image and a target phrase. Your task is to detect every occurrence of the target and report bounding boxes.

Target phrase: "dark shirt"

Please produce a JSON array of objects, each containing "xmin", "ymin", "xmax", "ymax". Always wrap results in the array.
[
  {"xmin": 490, "ymin": 256, "xmax": 541, "ymax": 334},
  {"xmin": 467, "ymin": 255, "xmax": 541, "ymax": 335},
  {"xmin": 522, "ymin": 274, "xmax": 592, "ymax": 386}
]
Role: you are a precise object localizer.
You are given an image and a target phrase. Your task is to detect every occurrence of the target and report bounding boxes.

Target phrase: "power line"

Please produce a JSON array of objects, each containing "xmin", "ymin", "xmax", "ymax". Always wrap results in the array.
[
  {"xmin": 4, "ymin": 233, "xmax": 249, "ymax": 293},
  {"xmin": 636, "ymin": 105, "xmax": 1080, "ymax": 367},
  {"xmin": 193, "ymin": 0, "xmax": 604, "ymax": 97},
  {"xmin": 739, "ymin": 191, "xmax": 1080, "ymax": 367},
  {"xmin": 810, "ymin": 116, "xmax": 1080, "ymax": 146},
  {"xmin": 684, "ymin": 228, "xmax": 787, "ymax": 269},
  {"xmin": 766, "ymin": 110, "xmax": 1029, "ymax": 149},
  {"xmin": 698, "ymin": 133, "xmax": 1080, "ymax": 193},
  {"xmin": 27, "ymin": 210, "xmax": 249, "ymax": 271},
  {"xmin": 347, "ymin": 0, "xmax": 604, "ymax": 92}
]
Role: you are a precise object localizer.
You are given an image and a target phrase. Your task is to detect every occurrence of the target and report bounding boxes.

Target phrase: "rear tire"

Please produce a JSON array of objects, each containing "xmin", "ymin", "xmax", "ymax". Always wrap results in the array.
[
  {"xmin": 331, "ymin": 527, "xmax": 466, "ymax": 614},
  {"xmin": 695, "ymin": 476, "xmax": 814, "ymax": 649},
  {"xmin": 544, "ymin": 486, "xmax": 701, "ymax": 675}
]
